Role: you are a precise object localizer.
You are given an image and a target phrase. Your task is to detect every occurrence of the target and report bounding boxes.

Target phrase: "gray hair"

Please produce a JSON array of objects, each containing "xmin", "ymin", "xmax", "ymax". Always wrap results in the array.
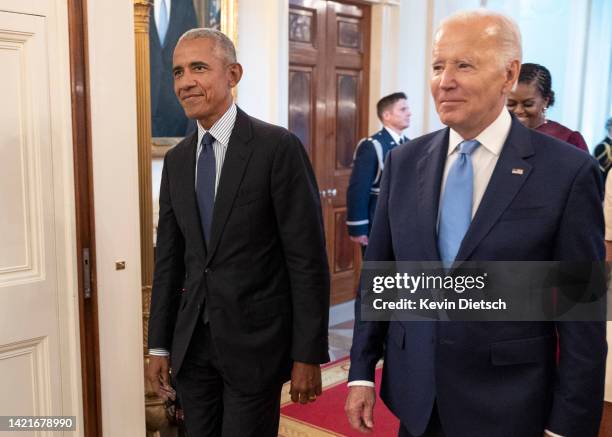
[
  {"xmin": 435, "ymin": 9, "xmax": 522, "ymax": 69},
  {"xmin": 178, "ymin": 28, "xmax": 237, "ymax": 64}
]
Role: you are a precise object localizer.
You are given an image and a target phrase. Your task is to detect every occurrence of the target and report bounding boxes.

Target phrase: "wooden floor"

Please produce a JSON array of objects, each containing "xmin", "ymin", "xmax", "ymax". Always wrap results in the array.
[{"xmin": 601, "ymin": 402, "xmax": 612, "ymax": 437}]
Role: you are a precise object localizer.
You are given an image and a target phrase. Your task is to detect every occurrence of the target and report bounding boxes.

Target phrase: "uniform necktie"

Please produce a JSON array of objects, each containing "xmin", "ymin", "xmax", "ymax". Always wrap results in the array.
[
  {"xmin": 196, "ymin": 132, "xmax": 216, "ymax": 245},
  {"xmin": 157, "ymin": 0, "xmax": 169, "ymax": 46},
  {"xmin": 399, "ymin": 136, "xmax": 408, "ymax": 145},
  {"xmin": 437, "ymin": 139, "xmax": 480, "ymax": 264}
]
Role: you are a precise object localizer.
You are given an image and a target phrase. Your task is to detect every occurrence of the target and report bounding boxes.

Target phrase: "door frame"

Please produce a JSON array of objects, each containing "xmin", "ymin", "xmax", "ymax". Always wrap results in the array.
[{"xmin": 67, "ymin": 0, "xmax": 102, "ymax": 435}]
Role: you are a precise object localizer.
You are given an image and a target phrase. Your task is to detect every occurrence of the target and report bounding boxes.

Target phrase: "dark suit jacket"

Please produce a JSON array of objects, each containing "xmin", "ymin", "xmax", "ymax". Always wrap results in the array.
[
  {"xmin": 349, "ymin": 117, "xmax": 607, "ymax": 437},
  {"xmin": 148, "ymin": 107, "xmax": 330, "ymax": 394},
  {"xmin": 149, "ymin": 0, "xmax": 198, "ymax": 137}
]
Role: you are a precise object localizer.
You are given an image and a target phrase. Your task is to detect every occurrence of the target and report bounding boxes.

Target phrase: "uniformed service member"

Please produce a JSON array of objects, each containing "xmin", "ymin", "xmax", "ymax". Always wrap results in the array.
[
  {"xmin": 594, "ymin": 117, "xmax": 612, "ymax": 182},
  {"xmin": 346, "ymin": 92, "xmax": 412, "ymax": 250}
]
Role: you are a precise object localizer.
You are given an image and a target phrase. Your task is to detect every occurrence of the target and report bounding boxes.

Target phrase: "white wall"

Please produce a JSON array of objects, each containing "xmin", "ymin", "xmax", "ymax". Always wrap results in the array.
[
  {"xmin": 369, "ymin": 3, "xmax": 401, "ymax": 132},
  {"xmin": 236, "ymin": 0, "xmax": 289, "ymax": 126},
  {"xmin": 86, "ymin": 0, "xmax": 146, "ymax": 435}
]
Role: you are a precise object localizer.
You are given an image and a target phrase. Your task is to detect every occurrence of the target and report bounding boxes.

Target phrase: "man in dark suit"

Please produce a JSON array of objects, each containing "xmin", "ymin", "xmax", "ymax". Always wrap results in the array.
[
  {"xmin": 346, "ymin": 92, "xmax": 411, "ymax": 252},
  {"xmin": 149, "ymin": 0, "xmax": 198, "ymax": 137},
  {"xmin": 146, "ymin": 29, "xmax": 330, "ymax": 436},
  {"xmin": 345, "ymin": 10, "xmax": 607, "ymax": 437}
]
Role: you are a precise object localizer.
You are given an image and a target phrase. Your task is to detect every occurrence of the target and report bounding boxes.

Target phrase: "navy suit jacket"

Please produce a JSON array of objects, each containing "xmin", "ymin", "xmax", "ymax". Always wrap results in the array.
[
  {"xmin": 346, "ymin": 128, "xmax": 399, "ymax": 237},
  {"xmin": 149, "ymin": 0, "xmax": 198, "ymax": 137},
  {"xmin": 349, "ymin": 117, "xmax": 607, "ymax": 437}
]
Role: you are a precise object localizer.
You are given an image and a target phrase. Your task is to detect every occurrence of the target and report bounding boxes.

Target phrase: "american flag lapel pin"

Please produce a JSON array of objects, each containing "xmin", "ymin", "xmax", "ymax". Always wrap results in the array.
[{"xmin": 512, "ymin": 168, "xmax": 524, "ymax": 175}]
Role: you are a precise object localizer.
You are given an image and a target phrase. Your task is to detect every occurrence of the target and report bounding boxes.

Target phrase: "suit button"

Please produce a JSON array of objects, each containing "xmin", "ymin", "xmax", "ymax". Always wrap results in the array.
[{"xmin": 204, "ymin": 268, "xmax": 210, "ymax": 274}]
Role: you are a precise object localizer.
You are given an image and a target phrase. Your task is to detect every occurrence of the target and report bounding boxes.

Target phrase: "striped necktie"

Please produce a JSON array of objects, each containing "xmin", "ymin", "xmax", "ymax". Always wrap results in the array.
[{"xmin": 196, "ymin": 132, "xmax": 216, "ymax": 245}]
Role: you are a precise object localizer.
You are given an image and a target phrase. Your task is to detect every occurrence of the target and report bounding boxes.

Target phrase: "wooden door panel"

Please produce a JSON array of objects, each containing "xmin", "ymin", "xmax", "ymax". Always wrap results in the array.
[
  {"xmin": 325, "ymin": 2, "xmax": 370, "ymax": 304},
  {"xmin": 337, "ymin": 19, "xmax": 361, "ymax": 49},
  {"xmin": 289, "ymin": 7, "xmax": 317, "ymax": 44},
  {"xmin": 331, "ymin": 208, "xmax": 357, "ymax": 304},
  {"xmin": 290, "ymin": 0, "xmax": 370, "ymax": 305},
  {"xmin": 289, "ymin": 67, "xmax": 315, "ymax": 160},
  {"xmin": 335, "ymin": 71, "xmax": 360, "ymax": 170}
]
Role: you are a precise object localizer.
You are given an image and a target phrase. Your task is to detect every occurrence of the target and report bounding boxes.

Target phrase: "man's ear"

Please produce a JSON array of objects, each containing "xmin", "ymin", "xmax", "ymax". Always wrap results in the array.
[
  {"xmin": 228, "ymin": 63, "xmax": 243, "ymax": 88},
  {"xmin": 381, "ymin": 109, "xmax": 391, "ymax": 124},
  {"xmin": 503, "ymin": 59, "xmax": 520, "ymax": 93}
]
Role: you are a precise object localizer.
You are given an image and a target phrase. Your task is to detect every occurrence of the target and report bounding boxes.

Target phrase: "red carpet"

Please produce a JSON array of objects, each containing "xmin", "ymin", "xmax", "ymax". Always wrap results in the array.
[{"xmin": 279, "ymin": 359, "xmax": 400, "ymax": 436}]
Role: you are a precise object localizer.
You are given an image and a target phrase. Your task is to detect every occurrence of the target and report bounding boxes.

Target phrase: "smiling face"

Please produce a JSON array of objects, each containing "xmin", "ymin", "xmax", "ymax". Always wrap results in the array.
[
  {"xmin": 506, "ymin": 81, "xmax": 548, "ymax": 129},
  {"xmin": 172, "ymin": 37, "xmax": 242, "ymax": 129},
  {"xmin": 430, "ymin": 19, "xmax": 519, "ymax": 139}
]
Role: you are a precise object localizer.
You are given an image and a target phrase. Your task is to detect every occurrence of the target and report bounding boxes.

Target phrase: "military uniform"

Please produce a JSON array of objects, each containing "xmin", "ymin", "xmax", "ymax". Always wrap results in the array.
[
  {"xmin": 594, "ymin": 136, "xmax": 612, "ymax": 182},
  {"xmin": 346, "ymin": 128, "xmax": 406, "ymax": 237}
]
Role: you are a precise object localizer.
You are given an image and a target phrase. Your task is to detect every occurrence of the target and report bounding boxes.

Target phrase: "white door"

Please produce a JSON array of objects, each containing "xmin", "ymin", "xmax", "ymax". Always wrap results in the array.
[{"xmin": 0, "ymin": 1, "xmax": 82, "ymax": 436}]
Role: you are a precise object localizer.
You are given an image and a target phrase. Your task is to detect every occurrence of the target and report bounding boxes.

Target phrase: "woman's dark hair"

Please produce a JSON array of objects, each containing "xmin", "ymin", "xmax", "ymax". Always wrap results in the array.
[{"xmin": 518, "ymin": 63, "xmax": 555, "ymax": 107}]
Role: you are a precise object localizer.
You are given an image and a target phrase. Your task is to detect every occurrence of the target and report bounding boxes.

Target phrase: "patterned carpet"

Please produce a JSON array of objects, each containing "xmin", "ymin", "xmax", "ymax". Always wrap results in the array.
[{"xmin": 279, "ymin": 358, "xmax": 399, "ymax": 437}]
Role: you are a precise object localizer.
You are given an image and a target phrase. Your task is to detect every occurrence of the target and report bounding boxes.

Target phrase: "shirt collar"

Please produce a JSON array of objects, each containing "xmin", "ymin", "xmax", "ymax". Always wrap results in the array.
[
  {"xmin": 197, "ymin": 103, "xmax": 237, "ymax": 149},
  {"xmin": 383, "ymin": 126, "xmax": 403, "ymax": 144},
  {"xmin": 154, "ymin": 0, "xmax": 172, "ymax": 25},
  {"xmin": 447, "ymin": 108, "xmax": 511, "ymax": 156}
]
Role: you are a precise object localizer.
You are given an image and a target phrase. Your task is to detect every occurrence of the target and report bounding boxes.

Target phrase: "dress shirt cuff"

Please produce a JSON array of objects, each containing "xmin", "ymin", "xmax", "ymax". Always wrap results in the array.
[
  {"xmin": 347, "ymin": 380, "xmax": 375, "ymax": 388},
  {"xmin": 149, "ymin": 348, "xmax": 170, "ymax": 357},
  {"xmin": 544, "ymin": 430, "xmax": 563, "ymax": 437}
]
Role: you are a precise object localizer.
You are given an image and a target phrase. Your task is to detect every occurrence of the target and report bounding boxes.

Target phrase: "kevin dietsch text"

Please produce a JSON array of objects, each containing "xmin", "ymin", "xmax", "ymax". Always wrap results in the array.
[{"xmin": 372, "ymin": 297, "xmax": 507, "ymax": 311}]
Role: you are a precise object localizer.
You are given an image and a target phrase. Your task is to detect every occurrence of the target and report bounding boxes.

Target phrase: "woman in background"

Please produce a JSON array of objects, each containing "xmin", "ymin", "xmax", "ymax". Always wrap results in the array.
[{"xmin": 507, "ymin": 62, "xmax": 588, "ymax": 151}]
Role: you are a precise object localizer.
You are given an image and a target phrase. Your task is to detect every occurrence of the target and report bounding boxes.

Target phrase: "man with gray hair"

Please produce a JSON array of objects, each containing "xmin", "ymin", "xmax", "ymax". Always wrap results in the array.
[
  {"xmin": 146, "ymin": 28, "xmax": 330, "ymax": 436},
  {"xmin": 346, "ymin": 10, "xmax": 606, "ymax": 437}
]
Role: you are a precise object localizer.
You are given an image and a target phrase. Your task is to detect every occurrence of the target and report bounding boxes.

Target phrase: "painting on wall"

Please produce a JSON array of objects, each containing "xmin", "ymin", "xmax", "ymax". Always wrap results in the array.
[{"xmin": 195, "ymin": 0, "xmax": 221, "ymax": 29}]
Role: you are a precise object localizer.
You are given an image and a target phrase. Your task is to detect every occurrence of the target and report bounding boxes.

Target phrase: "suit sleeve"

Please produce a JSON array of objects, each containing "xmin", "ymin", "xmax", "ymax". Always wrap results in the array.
[
  {"xmin": 271, "ymin": 132, "xmax": 330, "ymax": 364},
  {"xmin": 348, "ymin": 150, "xmax": 396, "ymax": 382},
  {"xmin": 148, "ymin": 154, "xmax": 185, "ymax": 353},
  {"xmin": 547, "ymin": 157, "xmax": 608, "ymax": 437},
  {"xmin": 346, "ymin": 140, "xmax": 378, "ymax": 236}
]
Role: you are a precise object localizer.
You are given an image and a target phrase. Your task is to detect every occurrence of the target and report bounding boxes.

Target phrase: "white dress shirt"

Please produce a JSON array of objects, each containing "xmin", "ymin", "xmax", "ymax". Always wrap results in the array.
[
  {"xmin": 439, "ymin": 107, "xmax": 510, "ymax": 220},
  {"xmin": 149, "ymin": 103, "xmax": 237, "ymax": 358},
  {"xmin": 154, "ymin": 0, "xmax": 172, "ymax": 29},
  {"xmin": 383, "ymin": 126, "xmax": 403, "ymax": 144},
  {"xmin": 194, "ymin": 103, "xmax": 237, "ymax": 194}
]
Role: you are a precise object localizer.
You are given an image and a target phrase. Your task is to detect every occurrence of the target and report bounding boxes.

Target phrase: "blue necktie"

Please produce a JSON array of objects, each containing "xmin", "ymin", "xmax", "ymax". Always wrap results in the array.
[
  {"xmin": 437, "ymin": 139, "xmax": 480, "ymax": 264},
  {"xmin": 157, "ymin": 0, "xmax": 169, "ymax": 46},
  {"xmin": 196, "ymin": 132, "xmax": 216, "ymax": 245},
  {"xmin": 399, "ymin": 136, "xmax": 408, "ymax": 145}
]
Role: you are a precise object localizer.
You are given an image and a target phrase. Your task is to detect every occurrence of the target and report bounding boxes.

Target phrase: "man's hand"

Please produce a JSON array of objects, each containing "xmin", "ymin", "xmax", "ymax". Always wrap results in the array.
[
  {"xmin": 290, "ymin": 362, "xmax": 322, "ymax": 404},
  {"xmin": 146, "ymin": 355, "xmax": 175, "ymax": 401},
  {"xmin": 350, "ymin": 235, "xmax": 369, "ymax": 246},
  {"xmin": 345, "ymin": 386, "xmax": 376, "ymax": 433}
]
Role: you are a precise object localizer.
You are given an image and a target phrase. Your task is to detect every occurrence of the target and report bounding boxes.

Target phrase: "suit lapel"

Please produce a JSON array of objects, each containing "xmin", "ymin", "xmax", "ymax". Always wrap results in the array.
[
  {"xmin": 417, "ymin": 129, "xmax": 449, "ymax": 261},
  {"xmin": 455, "ymin": 119, "xmax": 535, "ymax": 261},
  {"xmin": 205, "ymin": 108, "xmax": 254, "ymax": 264},
  {"xmin": 174, "ymin": 131, "xmax": 207, "ymax": 261}
]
